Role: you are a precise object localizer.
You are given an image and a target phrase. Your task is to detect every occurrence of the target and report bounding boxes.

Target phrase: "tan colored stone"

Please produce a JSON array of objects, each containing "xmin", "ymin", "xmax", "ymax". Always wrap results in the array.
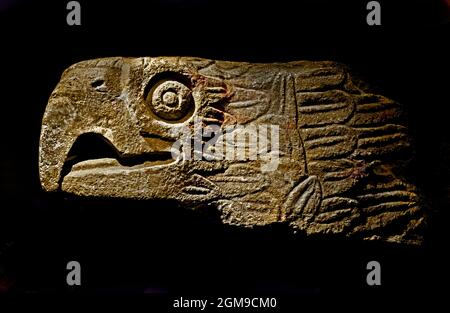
[{"xmin": 39, "ymin": 57, "xmax": 426, "ymax": 244}]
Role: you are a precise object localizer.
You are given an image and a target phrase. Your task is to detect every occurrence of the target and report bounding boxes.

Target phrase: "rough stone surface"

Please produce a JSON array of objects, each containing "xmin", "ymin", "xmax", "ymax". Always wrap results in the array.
[{"xmin": 39, "ymin": 57, "xmax": 426, "ymax": 244}]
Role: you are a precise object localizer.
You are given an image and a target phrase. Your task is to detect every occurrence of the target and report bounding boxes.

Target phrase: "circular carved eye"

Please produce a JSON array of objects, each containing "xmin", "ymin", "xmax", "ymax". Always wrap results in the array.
[{"xmin": 146, "ymin": 80, "xmax": 194, "ymax": 121}]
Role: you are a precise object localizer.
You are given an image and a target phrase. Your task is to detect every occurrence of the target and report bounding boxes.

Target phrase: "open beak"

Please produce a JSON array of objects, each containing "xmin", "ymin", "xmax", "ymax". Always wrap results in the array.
[{"xmin": 39, "ymin": 58, "xmax": 177, "ymax": 198}]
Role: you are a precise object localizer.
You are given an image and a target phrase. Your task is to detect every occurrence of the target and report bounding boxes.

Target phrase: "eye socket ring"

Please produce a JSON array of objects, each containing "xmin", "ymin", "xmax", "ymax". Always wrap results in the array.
[{"xmin": 146, "ymin": 79, "xmax": 194, "ymax": 122}]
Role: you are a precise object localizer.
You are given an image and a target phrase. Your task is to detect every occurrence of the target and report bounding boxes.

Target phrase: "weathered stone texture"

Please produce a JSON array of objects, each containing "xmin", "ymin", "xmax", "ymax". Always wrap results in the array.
[{"xmin": 39, "ymin": 57, "xmax": 426, "ymax": 244}]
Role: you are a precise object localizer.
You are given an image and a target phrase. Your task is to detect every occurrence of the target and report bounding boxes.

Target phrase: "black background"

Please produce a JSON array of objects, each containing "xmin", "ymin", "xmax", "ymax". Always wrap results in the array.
[{"xmin": 0, "ymin": 0, "xmax": 449, "ymax": 309}]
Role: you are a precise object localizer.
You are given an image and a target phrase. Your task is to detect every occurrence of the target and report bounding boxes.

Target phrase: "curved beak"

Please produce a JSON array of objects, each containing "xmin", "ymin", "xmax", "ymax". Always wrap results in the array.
[{"xmin": 39, "ymin": 58, "xmax": 171, "ymax": 193}]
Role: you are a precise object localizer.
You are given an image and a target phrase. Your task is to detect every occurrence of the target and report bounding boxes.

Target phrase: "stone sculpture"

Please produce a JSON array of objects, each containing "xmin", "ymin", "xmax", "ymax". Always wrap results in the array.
[{"xmin": 39, "ymin": 57, "xmax": 426, "ymax": 244}]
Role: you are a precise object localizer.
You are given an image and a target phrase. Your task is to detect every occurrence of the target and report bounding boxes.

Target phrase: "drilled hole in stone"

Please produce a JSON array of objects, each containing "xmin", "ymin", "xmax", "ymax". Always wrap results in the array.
[{"xmin": 91, "ymin": 79, "xmax": 105, "ymax": 88}]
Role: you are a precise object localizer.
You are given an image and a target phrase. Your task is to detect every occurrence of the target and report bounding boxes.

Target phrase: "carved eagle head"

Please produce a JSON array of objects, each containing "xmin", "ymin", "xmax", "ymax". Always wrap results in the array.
[{"xmin": 39, "ymin": 57, "xmax": 425, "ymax": 244}]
